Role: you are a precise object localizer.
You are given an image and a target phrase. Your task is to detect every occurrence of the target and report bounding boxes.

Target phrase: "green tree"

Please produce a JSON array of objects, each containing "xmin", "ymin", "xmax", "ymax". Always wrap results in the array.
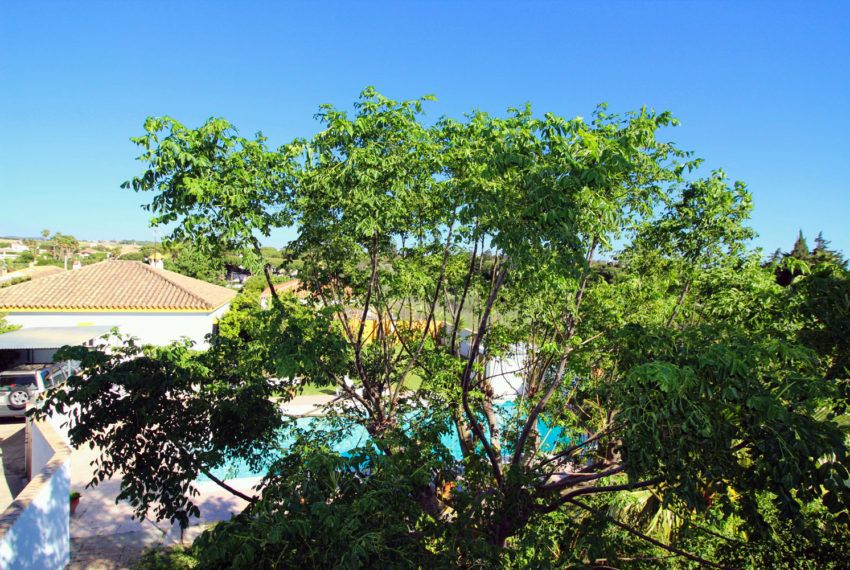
[
  {"xmin": 40, "ymin": 90, "xmax": 850, "ymax": 568},
  {"xmin": 22, "ymin": 239, "xmax": 39, "ymax": 258},
  {"xmin": 812, "ymin": 231, "xmax": 847, "ymax": 268},
  {"xmin": 47, "ymin": 232, "xmax": 79, "ymax": 262},
  {"xmin": 163, "ymin": 243, "xmax": 225, "ymax": 284},
  {"xmin": 0, "ymin": 314, "xmax": 18, "ymax": 334},
  {"xmin": 790, "ymin": 229, "xmax": 810, "ymax": 261}
]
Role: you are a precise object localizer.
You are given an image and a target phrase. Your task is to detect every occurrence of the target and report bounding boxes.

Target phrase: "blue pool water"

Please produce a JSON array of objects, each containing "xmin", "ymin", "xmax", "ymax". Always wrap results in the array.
[{"xmin": 199, "ymin": 402, "xmax": 566, "ymax": 481}]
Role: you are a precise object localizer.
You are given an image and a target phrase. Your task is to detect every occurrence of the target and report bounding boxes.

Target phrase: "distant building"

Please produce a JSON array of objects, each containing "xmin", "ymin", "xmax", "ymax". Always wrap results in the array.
[
  {"xmin": 225, "ymin": 264, "xmax": 252, "ymax": 285},
  {"xmin": 0, "ymin": 260, "xmax": 235, "ymax": 347}
]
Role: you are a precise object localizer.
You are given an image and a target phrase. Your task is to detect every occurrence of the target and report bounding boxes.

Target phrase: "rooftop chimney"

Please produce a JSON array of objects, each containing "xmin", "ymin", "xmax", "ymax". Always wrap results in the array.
[{"xmin": 148, "ymin": 252, "xmax": 164, "ymax": 270}]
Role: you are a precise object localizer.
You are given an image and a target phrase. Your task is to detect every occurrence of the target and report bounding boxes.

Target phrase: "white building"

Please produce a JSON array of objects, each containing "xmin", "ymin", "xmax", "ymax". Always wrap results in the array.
[
  {"xmin": 450, "ymin": 327, "xmax": 528, "ymax": 400},
  {"xmin": 0, "ymin": 260, "xmax": 235, "ymax": 348}
]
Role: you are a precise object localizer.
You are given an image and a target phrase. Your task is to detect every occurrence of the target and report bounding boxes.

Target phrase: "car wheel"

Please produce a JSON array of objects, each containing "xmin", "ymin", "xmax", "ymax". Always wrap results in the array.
[{"xmin": 7, "ymin": 389, "xmax": 30, "ymax": 410}]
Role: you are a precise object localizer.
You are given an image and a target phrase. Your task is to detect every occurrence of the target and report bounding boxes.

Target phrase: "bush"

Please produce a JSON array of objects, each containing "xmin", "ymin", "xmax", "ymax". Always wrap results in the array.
[
  {"xmin": 133, "ymin": 547, "xmax": 198, "ymax": 570},
  {"xmin": 0, "ymin": 275, "xmax": 32, "ymax": 288}
]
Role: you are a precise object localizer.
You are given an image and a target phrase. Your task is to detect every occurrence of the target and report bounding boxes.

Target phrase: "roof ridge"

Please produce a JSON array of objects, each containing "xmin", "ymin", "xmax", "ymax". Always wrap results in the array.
[
  {"xmin": 136, "ymin": 262, "xmax": 213, "ymax": 309},
  {"xmin": 0, "ymin": 260, "xmax": 235, "ymax": 312}
]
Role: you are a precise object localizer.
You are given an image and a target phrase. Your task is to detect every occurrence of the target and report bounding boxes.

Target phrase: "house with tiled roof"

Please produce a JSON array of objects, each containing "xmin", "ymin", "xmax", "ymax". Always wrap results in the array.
[{"xmin": 0, "ymin": 260, "xmax": 235, "ymax": 348}]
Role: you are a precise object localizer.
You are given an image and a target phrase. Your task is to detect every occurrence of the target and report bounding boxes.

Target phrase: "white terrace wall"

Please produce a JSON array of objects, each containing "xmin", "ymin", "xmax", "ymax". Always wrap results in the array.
[
  {"xmin": 0, "ymin": 419, "xmax": 71, "ymax": 570},
  {"xmin": 5, "ymin": 304, "xmax": 229, "ymax": 348},
  {"xmin": 446, "ymin": 326, "xmax": 527, "ymax": 400}
]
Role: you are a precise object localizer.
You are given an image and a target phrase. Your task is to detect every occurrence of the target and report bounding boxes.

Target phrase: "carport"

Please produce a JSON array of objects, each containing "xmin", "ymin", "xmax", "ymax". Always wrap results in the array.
[{"xmin": 0, "ymin": 326, "xmax": 112, "ymax": 368}]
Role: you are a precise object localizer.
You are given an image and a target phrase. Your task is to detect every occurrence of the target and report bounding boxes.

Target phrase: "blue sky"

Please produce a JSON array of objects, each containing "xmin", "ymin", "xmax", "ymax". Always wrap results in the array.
[{"xmin": 1, "ymin": 1, "xmax": 848, "ymax": 254}]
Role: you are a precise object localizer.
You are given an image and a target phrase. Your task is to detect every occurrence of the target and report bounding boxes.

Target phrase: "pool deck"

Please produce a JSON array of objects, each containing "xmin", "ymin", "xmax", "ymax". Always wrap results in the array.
[
  {"xmin": 0, "ymin": 418, "xmax": 27, "ymax": 514},
  {"xmin": 66, "ymin": 392, "xmax": 334, "ymax": 568},
  {"xmin": 278, "ymin": 393, "xmax": 337, "ymax": 416},
  {"xmin": 68, "ymin": 440, "xmax": 259, "ymax": 568}
]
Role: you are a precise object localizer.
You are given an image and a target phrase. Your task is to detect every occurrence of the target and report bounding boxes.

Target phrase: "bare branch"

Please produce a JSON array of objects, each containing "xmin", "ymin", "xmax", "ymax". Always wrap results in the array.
[
  {"xmin": 538, "ymin": 464, "xmax": 625, "ymax": 493},
  {"xmin": 199, "ymin": 467, "xmax": 258, "ymax": 504},
  {"xmin": 460, "ymin": 264, "xmax": 508, "ymax": 487},
  {"xmin": 390, "ymin": 221, "xmax": 455, "ymax": 411},
  {"xmin": 451, "ymin": 234, "xmax": 479, "ymax": 356}
]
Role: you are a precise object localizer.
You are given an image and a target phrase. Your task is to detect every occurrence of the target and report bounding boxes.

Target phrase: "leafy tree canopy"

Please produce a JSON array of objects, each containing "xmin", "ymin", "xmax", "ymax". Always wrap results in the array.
[{"xmin": 40, "ymin": 89, "xmax": 850, "ymax": 568}]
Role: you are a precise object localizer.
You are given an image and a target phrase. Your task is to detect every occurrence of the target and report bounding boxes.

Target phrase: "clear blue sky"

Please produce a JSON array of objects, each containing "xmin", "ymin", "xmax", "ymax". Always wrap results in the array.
[{"xmin": 1, "ymin": 1, "xmax": 848, "ymax": 254}]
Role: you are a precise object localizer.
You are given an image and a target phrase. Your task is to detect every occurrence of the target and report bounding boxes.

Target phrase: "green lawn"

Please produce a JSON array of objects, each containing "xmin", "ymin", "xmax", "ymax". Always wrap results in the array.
[{"xmin": 299, "ymin": 382, "xmax": 337, "ymax": 396}]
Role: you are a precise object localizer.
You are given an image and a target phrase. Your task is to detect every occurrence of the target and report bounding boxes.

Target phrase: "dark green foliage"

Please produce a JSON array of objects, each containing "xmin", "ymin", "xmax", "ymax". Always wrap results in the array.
[
  {"xmin": 617, "ymin": 331, "xmax": 849, "ymax": 529},
  {"xmin": 43, "ymin": 335, "xmax": 284, "ymax": 527},
  {"xmin": 194, "ymin": 445, "xmax": 452, "ymax": 569},
  {"xmin": 791, "ymin": 264, "xmax": 850, "ymax": 382},
  {"xmin": 37, "ymin": 89, "xmax": 850, "ymax": 568},
  {"xmin": 791, "ymin": 229, "xmax": 810, "ymax": 260}
]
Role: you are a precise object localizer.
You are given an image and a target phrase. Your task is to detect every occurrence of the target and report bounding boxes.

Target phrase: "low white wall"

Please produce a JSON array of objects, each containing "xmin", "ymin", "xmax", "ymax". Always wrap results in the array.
[
  {"xmin": 6, "ymin": 305, "xmax": 229, "ymax": 348},
  {"xmin": 31, "ymin": 422, "xmax": 55, "ymax": 475},
  {"xmin": 0, "ymin": 421, "xmax": 71, "ymax": 570},
  {"xmin": 46, "ymin": 409, "xmax": 73, "ymax": 446}
]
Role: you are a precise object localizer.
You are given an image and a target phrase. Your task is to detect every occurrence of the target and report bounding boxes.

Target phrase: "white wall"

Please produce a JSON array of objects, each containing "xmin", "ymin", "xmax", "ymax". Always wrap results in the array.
[
  {"xmin": 6, "ymin": 304, "xmax": 229, "ymax": 348},
  {"xmin": 0, "ymin": 423, "xmax": 70, "ymax": 570},
  {"xmin": 485, "ymin": 344, "xmax": 528, "ymax": 401},
  {"xmin": 445, "ymin": 327, "xmax": 526, "ymax": 401},
  {"xmin": 31, "ymin": 422, "xmax": 55, "ymax": 476}
]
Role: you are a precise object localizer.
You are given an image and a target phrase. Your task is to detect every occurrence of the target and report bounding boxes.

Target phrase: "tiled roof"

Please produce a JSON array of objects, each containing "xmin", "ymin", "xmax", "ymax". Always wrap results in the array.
[{"xmin": 0, "ymin": 261, "xmax": 235, "ymax": 312}]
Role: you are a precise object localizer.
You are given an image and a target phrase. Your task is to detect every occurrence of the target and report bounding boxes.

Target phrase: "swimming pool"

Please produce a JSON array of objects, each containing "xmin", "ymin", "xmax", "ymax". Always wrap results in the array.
[{"xmin": 198, "ymin": 402, "xmax": 566, "ymax": 481}]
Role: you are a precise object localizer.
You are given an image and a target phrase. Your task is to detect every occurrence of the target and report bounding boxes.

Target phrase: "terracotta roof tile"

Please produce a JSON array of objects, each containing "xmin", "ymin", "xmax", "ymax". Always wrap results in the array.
[{"xmin": 0, "ymin": 260, "xmax": 235, "ymax": 312}]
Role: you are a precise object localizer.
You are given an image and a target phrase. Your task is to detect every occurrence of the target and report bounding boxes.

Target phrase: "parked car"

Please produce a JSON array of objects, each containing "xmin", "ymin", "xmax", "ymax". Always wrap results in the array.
[{"xmin": 0, "ymin": 363, "xmax": 76, "ymax": 417}]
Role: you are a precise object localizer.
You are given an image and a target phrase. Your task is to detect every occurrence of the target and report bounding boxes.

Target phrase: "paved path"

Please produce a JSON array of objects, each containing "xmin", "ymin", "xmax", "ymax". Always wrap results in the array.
[
  {"xmin": 0, "ymin": 393, "xmax": 334, "ymax": 568},
  {"xmin": 60, "ymin": 389, "xmax": 338, "ymax": 569},
  {"xmin": 278, "ymin": 393, "xmax": 337, "ymax": 416},
  {"xmin": 0, "ymin": 418, "xmax": 27, "ymax": 513},
  {"xmin": 68, "ymin": 441, "xmax": 258, "ymax": 568}
]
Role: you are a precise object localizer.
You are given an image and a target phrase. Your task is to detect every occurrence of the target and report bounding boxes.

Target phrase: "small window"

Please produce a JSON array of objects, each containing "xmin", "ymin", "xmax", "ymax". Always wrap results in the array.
[
  {"xmin": 212, "ymin": 321, "xmax": 220, "ymax": 336},
  {"xmin": 51, "ymin": 370, "xmax": 67, "ymax": 387}
]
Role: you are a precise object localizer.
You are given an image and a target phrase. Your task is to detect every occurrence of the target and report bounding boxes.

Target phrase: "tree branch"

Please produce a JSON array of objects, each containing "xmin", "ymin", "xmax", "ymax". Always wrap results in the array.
[
  {"xmin": 564, "ymin": 497, "xmax": 734, "ymax": 570},
  {"xmin": 460, "ymin": 264, "xmax": 508, "ymax": 487},
  {"xmin": 390, "ymin": 221, "xmax": 455, "ymax": 411},
  {"xmin": 199, "ymin": 467, "xmax": 257, "ymax": 503},
  {"xmin": 513, "ymin": 238, "xmax": 598, "ymax": 468},
  {"xmin": 451, "ymin": 234, "xmax": 478, "ymax": 356}
]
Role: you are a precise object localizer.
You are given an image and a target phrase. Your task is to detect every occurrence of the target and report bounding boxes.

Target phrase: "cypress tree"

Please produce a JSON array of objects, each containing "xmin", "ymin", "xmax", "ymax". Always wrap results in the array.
[{"xmin": 790, "ymin": 229, "xmax": 810, "ymax": 261}]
